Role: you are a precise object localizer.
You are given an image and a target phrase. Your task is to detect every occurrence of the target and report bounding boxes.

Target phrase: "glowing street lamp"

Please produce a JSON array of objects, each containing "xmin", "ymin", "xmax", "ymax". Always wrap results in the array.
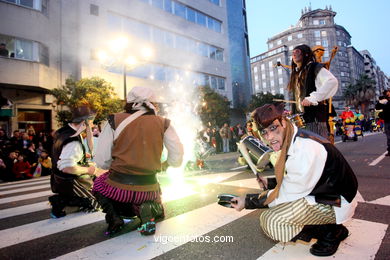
[{"xmin": 98, "ymin": 36, "xmax": 155, "ymax": 99}]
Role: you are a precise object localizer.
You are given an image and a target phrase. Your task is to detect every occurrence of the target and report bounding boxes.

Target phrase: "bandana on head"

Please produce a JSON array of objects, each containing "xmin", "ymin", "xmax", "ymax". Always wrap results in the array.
[{"xmin": 126, "ymin": 86, "xmax": 157, "ymax": 113}]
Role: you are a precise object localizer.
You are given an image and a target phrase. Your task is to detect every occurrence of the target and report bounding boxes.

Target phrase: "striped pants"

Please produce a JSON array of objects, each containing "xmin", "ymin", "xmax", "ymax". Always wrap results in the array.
[
  {"xmin": 305, "ymin": 122, "xmax": 329, "ymax": 140},
  {"xmin": 259, "ymin": 198, "xmax": 336, "ymax": 242},
  {"xmin": 73, "ymin": 178, "xmax": 101, "ymax": 211}
]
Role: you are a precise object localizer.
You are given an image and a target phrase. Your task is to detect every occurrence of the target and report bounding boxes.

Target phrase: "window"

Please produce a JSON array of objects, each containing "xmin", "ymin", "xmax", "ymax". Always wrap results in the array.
[
  {"xmin": 164, "ymin": 0, "xmax": 172, "ymax": 12},
  {"xmin": 3, "ymin": 0, "xmax": 44, "ymax": 11},
  {"xmin": 322, "ymin": 40, "xmax": 328, "ymax": 47},
  {"xmin": 279, "ymin": 87, "xmax": 284, "ymax": 94},
  {"xmin": 338, "ymin": 41, "xmax": 342, "ymax": 46},
  {"xmin": 269, "ymin": 71, "xmax": 274, "ymax": 77},
  {"xmin": 277, "ymin": 39, "xmax": 282, "ymax": 45},
  {"xmin": 253, "ymin": 66, "xmax": 258, "ymax": 73},
  {"xmin": 336, "ymin": 31, "xmax": 340, "ymax": 36},
  {"xmin": 255, "ymin": 83, "xmax": 259, "ymax": 91},
  {"xmin": 288, "ymin": 35, "xmax": 292, "ymax": 41},
  {"xmin": 297, "ymin": 33, "xmax": 303, "ymax": 38},
  {"xmin": 269, "ymin": 43, "xmax": 273, "ymax": 49},
  {"xmin": 324, "ymin": 50, "xmax": 329, "ymax": 58},
  {"xmin": 319, "ymin": 20, "xmax": 326, "ymax": 25},
  {"xmin": 90, "ymin": 4, "xmax": 99, "ymax": 16},
  {"xmin": 209, "ymin": 0, "xmax": 220, "ymax": 5},
  {"xmin": 261, "ymin": 73, "xmax": 265, "ymax": 79},
  {"xmin": 173, "ymin": 1, "xmax": 186, "ymax": 19},
  {"xmin": 341, "ymin": 72, "xmax": 345, "ymax": 76},
  {"xmin": 278, "ymin": 78, "xmax": 283, "ymax": 84},
  {"xmin": 196, "ymin": 12, "xmax": 207, "ymax": 26},
  {"xmin": 268, "ymin": 61, "xmax": 273, "ymax": 68},
  {"xmin": 278, "ymin": 68, "xmax": 282, "ymax": 75},
  {"xmin": 152, "ymin": 0, "xmax": 164, "ymax": 9},
  {"xmin": 315, "ymin": 41, "xmax": 321, "ymax": 45},
  {"xmin": 313, "ymin": 20, "xmax": 319, "ymax": 25},
  {"xmin": 262, "ymin": 82, "xmax": 266, "ymax": 88},
  {"xmin": 254, "ymin": 75, "xmax": 258, "ymax": 81},
  {"xmin": 270, "ymin": 80, "xmax": 274, "ymax": 87},
  {"xmin": 187, "ymin": 7, "xmax": 196, "ymax": 23},
  {"xmin": 321, "ymin": 30, "xmax": 327, "ymax": 37},
  {"xmin": 215, "ymin": 48, "xmax": 223, "ymax": 61},
  {"xmin": 210, "ymin": 76, "xmax": 217, "ymax": 89},
  {"xmin": 314, "ymin": 31, "xmax": 320, "ymax": 37},
  {"xmin": 217, "ymin": 77, "xmax": 225, "ymax": 90},
  {"xmin": 289, "ymin": 46, "xmax": 293, "ymax": 50}
]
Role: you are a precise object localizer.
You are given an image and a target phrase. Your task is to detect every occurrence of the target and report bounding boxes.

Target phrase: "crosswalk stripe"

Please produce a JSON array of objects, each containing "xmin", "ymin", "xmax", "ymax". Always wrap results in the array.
[
  {"xmin": 55, "ymin": 203, "xmax": 251, "ymax": 260},
  {"xmin": 0, "ymin": 184, "xmax": 50, "ymax": 196},
  {"xmin": 0, "ymin": 190, "xmax": 53, "ymax": 204},
  {"xmin": 258, "ymin": 218, "xmax": 388, "ymax": 260},
  {"xmin": 0, "ymin": 201, "xmax": 50, "ymax": 219},
  {"xmin": 0, "ymin": 211, "xmax": 105, "ymax": 249},
  {"xmin": 0, "ymin": 176, "xmax": 50, "ymax": 187},
  {"xmin": 0, "ymin": 179, "xmax": 50, "ymax": 190},
  {"xmin": 368, "ymin": 195, "xmax": 390, "ymax": 206}
]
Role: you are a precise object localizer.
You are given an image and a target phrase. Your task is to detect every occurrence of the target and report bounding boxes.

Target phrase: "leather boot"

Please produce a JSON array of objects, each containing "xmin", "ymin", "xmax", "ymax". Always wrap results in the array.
[
  {"xmin": 310, "ymin": 224, "xmax": 349, "ymax": 256},
  {"xmin": 94, "ymin": 192, "xmax": 124, "ymax": 236},
  {"xmin": 48, "ymin": 195, "xmax": 67, "ymax": 218},
  {"xmin": 137, "ymin": 201, "xmax": 164, "ymax": 236}
]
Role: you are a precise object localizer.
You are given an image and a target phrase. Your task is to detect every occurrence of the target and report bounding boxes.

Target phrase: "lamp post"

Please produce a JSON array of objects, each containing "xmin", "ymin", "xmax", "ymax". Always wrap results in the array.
[{"xmin": 98, "ymin": 36, "xmax": 154, "ymax": 100}]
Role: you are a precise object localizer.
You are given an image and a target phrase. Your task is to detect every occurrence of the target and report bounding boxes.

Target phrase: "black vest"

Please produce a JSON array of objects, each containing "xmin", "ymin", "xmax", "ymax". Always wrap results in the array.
[
  {"xmin": 295, "ymin": 128, "xmax": 358, "ymax": 203},
  {"xmin": 51, "ymin": 124, "xmax": 86, "ymax": 178},
  {"xmin": 300, "ymin": 62, "xmax": 336, "ymax": 123}
]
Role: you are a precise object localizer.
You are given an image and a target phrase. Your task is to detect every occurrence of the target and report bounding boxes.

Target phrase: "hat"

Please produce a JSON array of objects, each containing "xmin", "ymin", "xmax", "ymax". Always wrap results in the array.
[
  {"xmin": 71, "ymin": 105, "xmax": 96, "ymax": 123},
  {"xmin": 312, "ymin": 45, "xmax": 325, "ymax": 52},
  {"xmin": 252, "ymin": 103, "xmax": 285, "ymax": 129},
  {"xmin": 127, "ymin": 86, "xmax": 157, "ymax": 104}
]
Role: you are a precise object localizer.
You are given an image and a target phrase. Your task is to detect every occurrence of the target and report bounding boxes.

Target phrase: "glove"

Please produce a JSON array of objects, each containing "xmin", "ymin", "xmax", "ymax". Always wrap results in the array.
[{"xmin": 245, "ymin": 193, "xmax": 269, "ymax": 209}]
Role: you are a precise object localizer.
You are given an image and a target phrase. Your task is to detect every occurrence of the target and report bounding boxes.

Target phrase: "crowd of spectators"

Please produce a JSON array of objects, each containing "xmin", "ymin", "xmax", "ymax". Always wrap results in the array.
[{"xmin": 0, "ymin": 126, "xmax": 54, "ymax": 182}]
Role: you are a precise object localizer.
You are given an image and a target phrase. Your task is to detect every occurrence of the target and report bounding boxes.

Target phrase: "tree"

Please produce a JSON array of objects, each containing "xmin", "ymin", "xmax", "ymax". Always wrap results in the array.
[
  {"xmin": 51, "ymin": 77, "xmax": 123, "ymax": 126},
  {"xmin": 198, "ymin": 86, "xmax": 231, "ymax": 127},
  {"xmin": 247, "ymin": 92, "xmax": 285, "ymax": 112},
  {"xmin": 343, "ymin": 74, "xmax": 376, "ymax": 117}
]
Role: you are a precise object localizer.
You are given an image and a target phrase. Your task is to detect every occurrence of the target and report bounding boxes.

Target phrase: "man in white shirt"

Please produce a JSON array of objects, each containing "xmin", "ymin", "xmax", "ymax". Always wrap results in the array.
[
  {"xmin": 49, "ymin": 105, "xmax": 104, "ymax": 218},
  {"xmin": 231, "ymin": 103, "xmax": 358, "ymax": 257}
]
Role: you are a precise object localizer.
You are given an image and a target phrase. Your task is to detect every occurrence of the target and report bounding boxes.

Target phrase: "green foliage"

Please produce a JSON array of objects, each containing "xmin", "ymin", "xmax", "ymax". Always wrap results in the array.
[
  {"xmin": 51, "ymin": 77, "xmax": 123, "ymax": 125},
  {"xmin": 343, "ymin": 74, "xmax": 376, "ymax": 116},
  {"xmin": 198, "ymin": 86, "xmax": 231, "ymax": 127},
  {"xmin": 247, "ymin": 92, "xmax": 285, "ymax": 112}
]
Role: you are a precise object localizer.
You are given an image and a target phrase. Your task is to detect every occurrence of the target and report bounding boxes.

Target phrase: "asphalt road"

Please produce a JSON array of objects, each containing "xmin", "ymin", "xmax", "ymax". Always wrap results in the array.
[{"xmin": 0, "ymin": 132, "xmax": 388, "ymax": 260}]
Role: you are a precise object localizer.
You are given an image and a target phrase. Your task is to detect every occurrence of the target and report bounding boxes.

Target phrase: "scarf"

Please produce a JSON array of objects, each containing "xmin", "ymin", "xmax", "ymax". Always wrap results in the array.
[{"xmin": 262, "ymin": 120, "xmax": 294, "ymax": 205}]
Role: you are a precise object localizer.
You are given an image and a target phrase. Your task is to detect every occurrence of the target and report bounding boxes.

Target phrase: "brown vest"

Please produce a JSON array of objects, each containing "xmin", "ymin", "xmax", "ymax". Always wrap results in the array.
[{"xmin": 106, "ymin": 113, "xmax": 168, "ymax": 192}]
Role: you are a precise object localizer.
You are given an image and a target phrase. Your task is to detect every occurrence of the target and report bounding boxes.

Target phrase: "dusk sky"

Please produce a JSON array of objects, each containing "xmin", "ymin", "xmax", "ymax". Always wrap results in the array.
[{"xmin": 246, "ymin": 0, "xmax": 390, "ymax": 75}]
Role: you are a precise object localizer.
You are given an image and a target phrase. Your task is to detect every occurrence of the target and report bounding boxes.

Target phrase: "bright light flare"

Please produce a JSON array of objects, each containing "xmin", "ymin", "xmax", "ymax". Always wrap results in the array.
[
  {"xmin": 97, "ymin": 50, "xmax": 108, "ymax": 63},
  {"xmin": 141, "ymin": 47, "xmax": 154, "ymax": 60},
  {"xmin": 109, "ymin": 36, "xmax": 129, "ymax": 53},
  {"xmin": 125, "ymin": 56, "xmax": 138, "ymax": 66}
]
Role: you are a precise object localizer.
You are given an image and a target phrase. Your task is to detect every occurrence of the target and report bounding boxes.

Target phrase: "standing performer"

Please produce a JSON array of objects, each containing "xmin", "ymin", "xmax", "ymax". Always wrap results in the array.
[
  {"xmin": 49, "ymin": 105, "xmax": 104, "ymax": 218},
  {"xmin": 312, "ymin": 45, "xmax": 339, "ymax": 143},
  {"xmin": 231, "ymin": 103, "xmax": 358, "ymax": 257},
  {"xmin": 93, "ymin": 86, "xmax": 183, "ymax": 236},
  {"xmin": 376, "ymin": 89, "xmax": 390, "ymax": 156},
  {"xmin": 288, "ymin": 44, "xmax": 338, "ymax": 139}
]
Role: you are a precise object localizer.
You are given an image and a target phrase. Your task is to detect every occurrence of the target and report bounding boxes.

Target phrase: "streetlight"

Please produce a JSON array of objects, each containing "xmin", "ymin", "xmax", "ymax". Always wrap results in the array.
[{"xmin": 98, "ymin": 36, "xmax": 154, "ymax": 99}]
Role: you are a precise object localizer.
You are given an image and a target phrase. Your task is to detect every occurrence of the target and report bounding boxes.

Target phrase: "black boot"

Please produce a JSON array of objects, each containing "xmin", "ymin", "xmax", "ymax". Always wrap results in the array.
[
  {"xmin": 94, "ymin": 192, "xmax": 124, "ymax": 236},
  {"xmin": 137, "ymin": 201, "xmax": 164, "ymax": 236},
  {"xmin": 310, "ymin": 224, "xmax": 349, "ymax": 256},
  {"xmin": 291, "ymin": 225, "xmax": 321, "ymax": 242},
  {"xmin": 48, "ymin": 195, "xmax": 67, "ymax": 218}
]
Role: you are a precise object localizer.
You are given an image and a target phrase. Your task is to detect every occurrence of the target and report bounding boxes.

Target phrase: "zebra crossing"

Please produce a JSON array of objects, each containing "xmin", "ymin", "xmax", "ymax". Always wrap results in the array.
[{"xmin": 0, "ymin": 171, "xmax": 388, "ymax": 260}]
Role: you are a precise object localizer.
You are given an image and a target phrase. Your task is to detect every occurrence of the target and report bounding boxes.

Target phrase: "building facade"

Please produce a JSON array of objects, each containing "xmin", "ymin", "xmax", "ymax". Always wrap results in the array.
[
  {"xmin": 0, "ymin": 0, "xmax": 251, "ymax": 134},
  {"xmin": 250, "ymin": 6, "xmax": 366, "ymax": 111}
]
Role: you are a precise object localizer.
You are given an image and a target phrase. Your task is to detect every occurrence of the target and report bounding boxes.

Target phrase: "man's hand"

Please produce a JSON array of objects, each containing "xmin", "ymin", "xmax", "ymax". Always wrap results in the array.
[
  {"xmin": 231, "ymin": 196, "xmax": 245, "ymax": 211},
  {"xmin": 161, "ymin": 161, "xmax": 169, "ymax": 171},
  {"xmin": 301, "ymin": 98, "xmax": 312, "ymax": 106}
]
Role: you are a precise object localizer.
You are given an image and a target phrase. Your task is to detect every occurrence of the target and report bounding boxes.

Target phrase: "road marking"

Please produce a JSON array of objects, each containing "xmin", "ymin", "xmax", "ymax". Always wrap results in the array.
[
  {"xmin": 0, "ymin": 184, "xmax": 50, "ymax": 195},
  {"xmin": 220, "ymin": 177, "xmax": 259, "ymax": 189},
  {"xmin": 369, "ymin": 151, "xmax": 387, "ymax": 166},
  {"xmin": 0, "ymin": 178, "xmax": 50, "ymax": 190},
  {"xmin": 54, "ymin": 203, "xmax": 252, "ymax": 260},
  {"xmin": 0, "ymin": 211, "xmax": 105, "ymax": 249},
  {"xmin": 355, "ymin": 191, "xmax": 365, "ymax": 203},
  {"xmin": 0, "ymin": 190, "xmax": 54, "ymax": 204},
  {"xmin": 258, "ymin": 218, "xmax": 388, "ymax": 260},
  {"xmin": 368, "ymin": 195, "xmax": 390, "ymax": 206},
  {"xmin": 230, "ymin": 165, "xmax": 247, "ymax": 171},
  {"xmin": 0, "ymin": 201, "xmax": 50, "ymax": 219}
]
